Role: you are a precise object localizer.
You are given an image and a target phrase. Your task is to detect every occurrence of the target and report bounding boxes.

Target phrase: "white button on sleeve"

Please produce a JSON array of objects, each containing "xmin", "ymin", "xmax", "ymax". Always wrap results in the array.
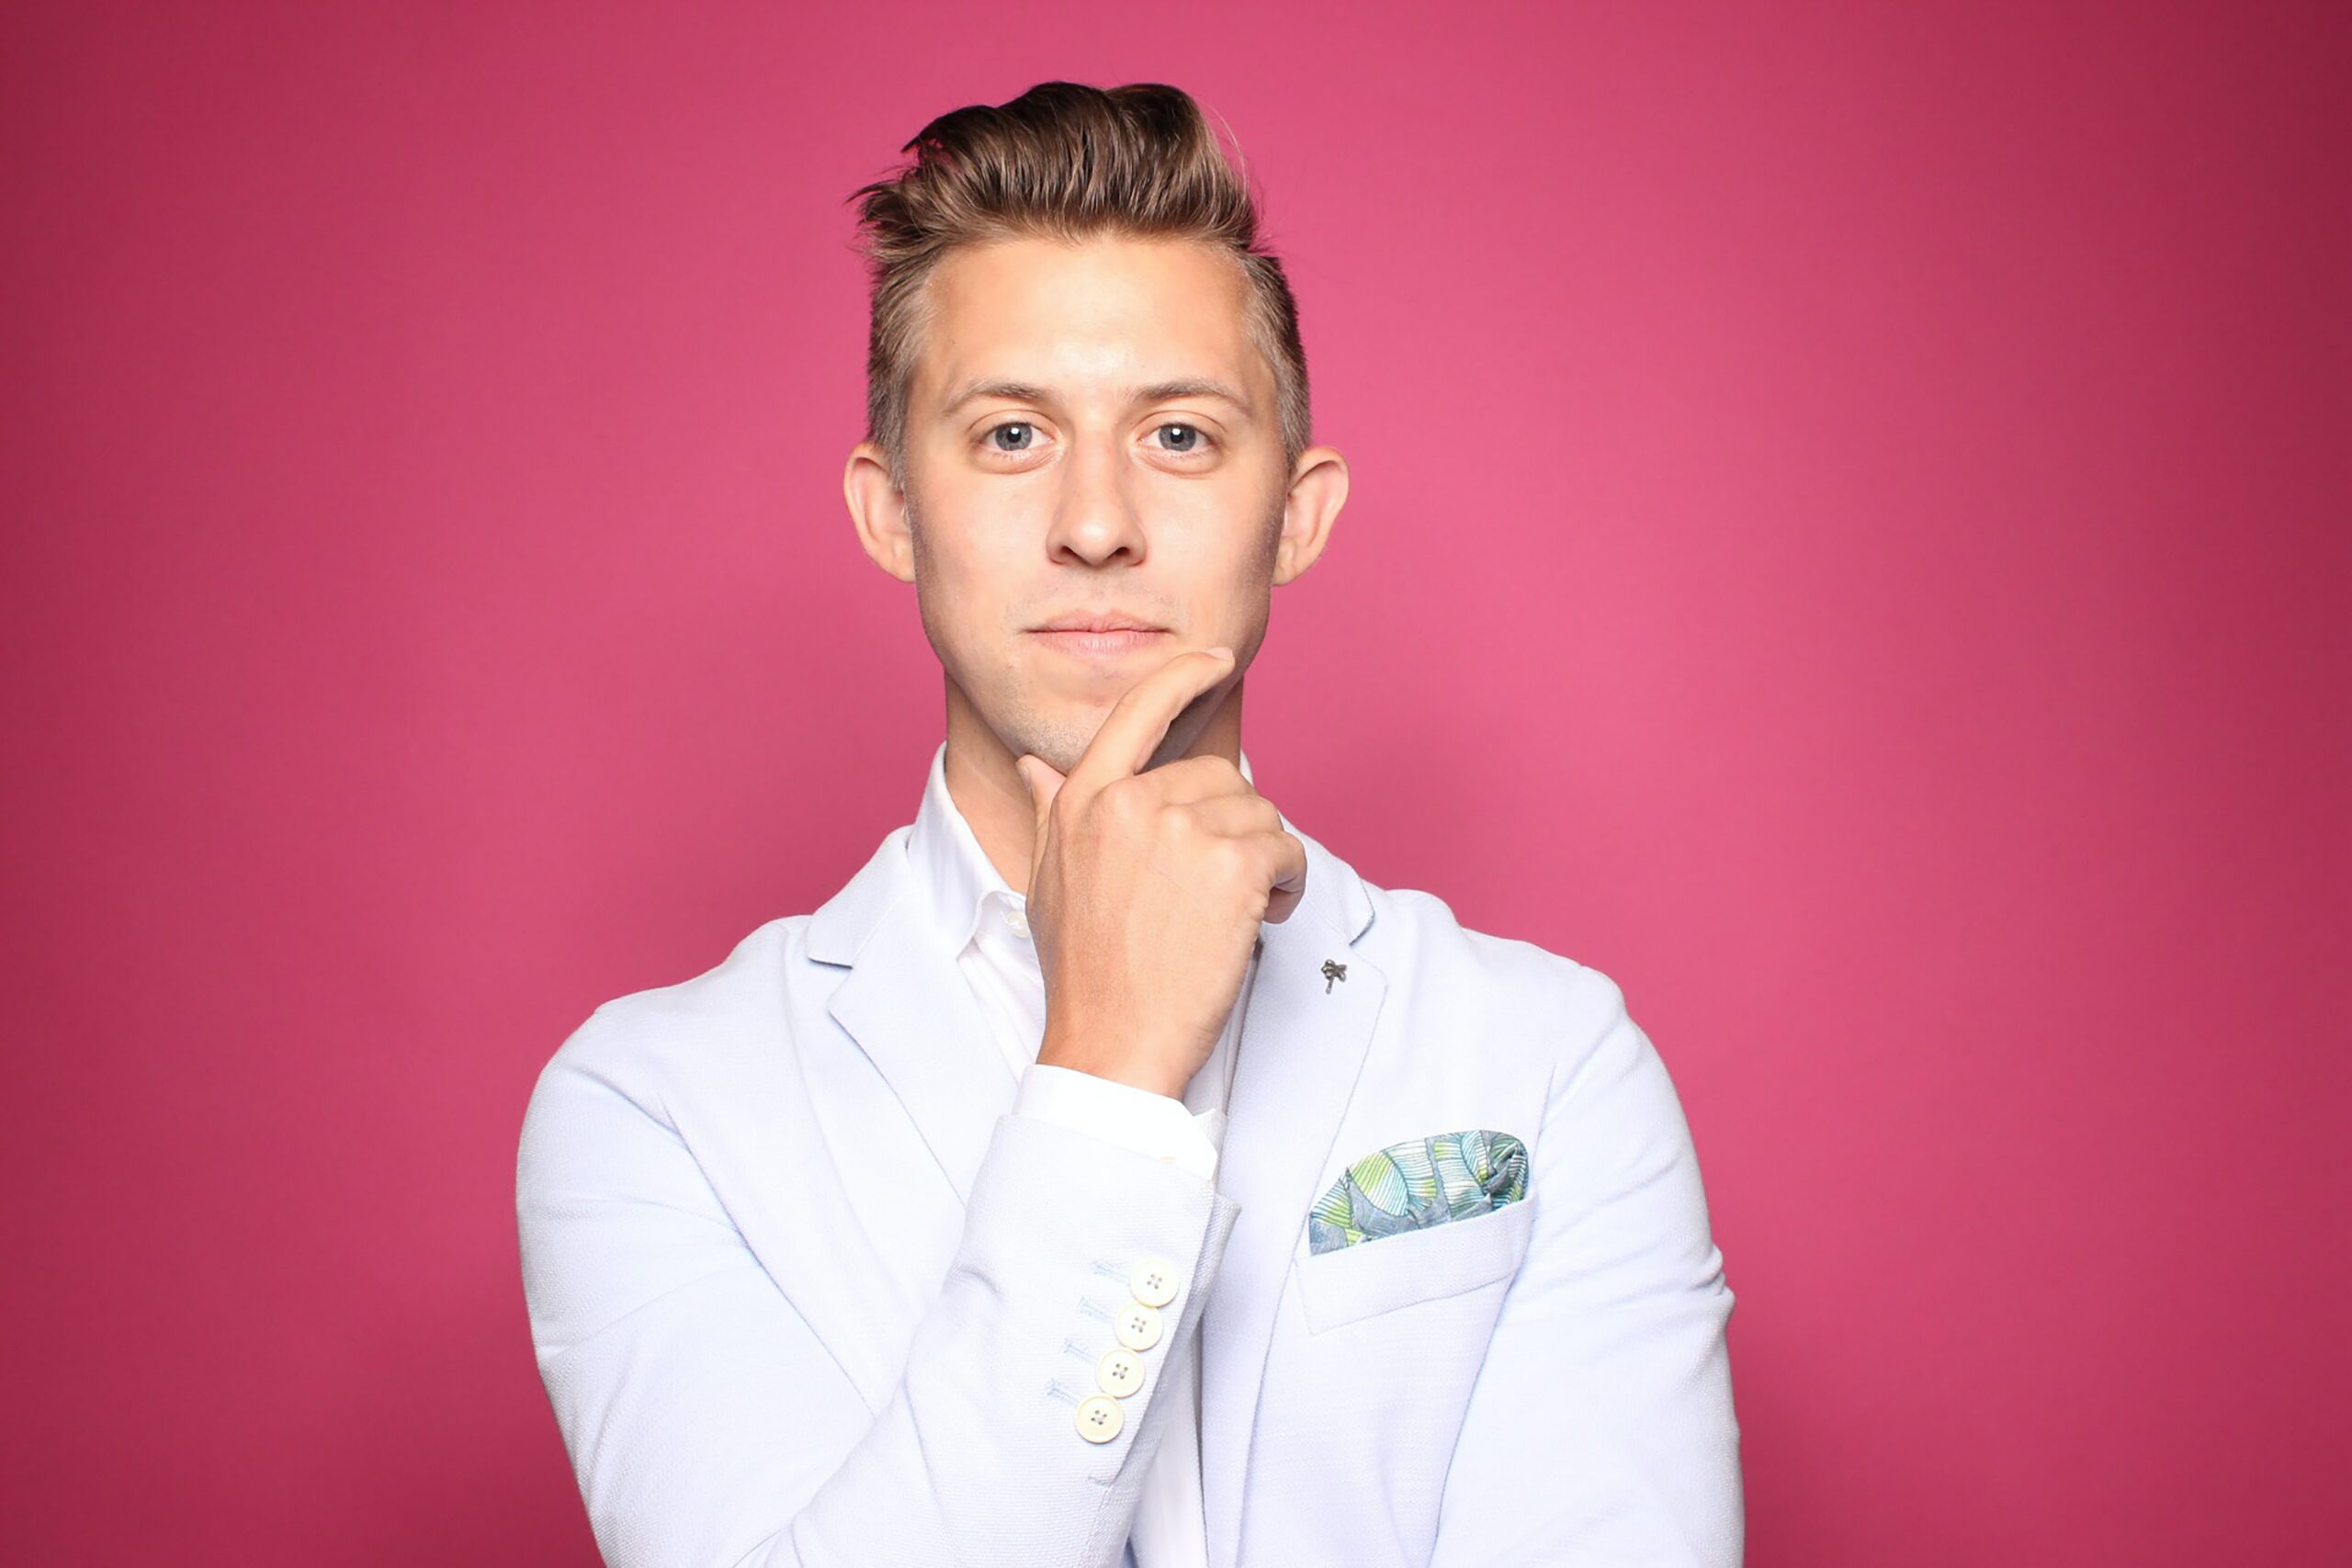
[
  {"xmin": 1129, "ymin": 1256, "xmax": 1182, "ymax": 1307},
  {"xmin": 1075, "ymin": 1393, "xmax": 1125, "ymax": 1444},
  {"xmin": 1114, "ymin": 1302, "xmax": 1164, "ymax": 1351},
  {"xmin": 1096, "ymin": 1347, "xmax": 1146, "ymax": 1397},
  {"xmin": 1012, "ymin": 1062, "xmax": 1220, "ymax": 1181}
]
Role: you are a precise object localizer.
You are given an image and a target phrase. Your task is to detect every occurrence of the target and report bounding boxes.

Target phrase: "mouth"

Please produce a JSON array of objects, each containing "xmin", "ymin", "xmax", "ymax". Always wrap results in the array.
[
  {"xmin": 1026, "ymin": 626, "xmax": 1175, "ymax": 660},
  {"xmin": 1027, "ymin": 610, "xmax": 1173, "ymax": 661}
]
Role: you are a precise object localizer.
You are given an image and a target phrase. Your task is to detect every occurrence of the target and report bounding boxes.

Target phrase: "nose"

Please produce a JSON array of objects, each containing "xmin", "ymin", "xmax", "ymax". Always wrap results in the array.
[{"xmin": 1044, "ymin": 435, "xmax": 1145, "ymax": 565}]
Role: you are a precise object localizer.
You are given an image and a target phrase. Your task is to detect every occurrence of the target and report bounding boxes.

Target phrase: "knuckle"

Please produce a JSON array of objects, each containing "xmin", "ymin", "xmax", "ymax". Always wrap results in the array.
[
  {"xmin": 1167, "ymin": 802, "xmax": 1208, "ymax": 845},
  {"xmin": 1170, "ymin": 753, "xmax": 1241, "ymax": 794},
  {"xmin": 1100, "ymin": 775, "xmax": 1147, "ymax": 826}
]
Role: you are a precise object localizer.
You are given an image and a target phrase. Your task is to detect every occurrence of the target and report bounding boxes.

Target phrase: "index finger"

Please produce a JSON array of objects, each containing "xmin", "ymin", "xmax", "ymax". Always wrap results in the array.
[{"xmin": 1063, "ymin": 646, "xmax": 1238, "ymax": 793}]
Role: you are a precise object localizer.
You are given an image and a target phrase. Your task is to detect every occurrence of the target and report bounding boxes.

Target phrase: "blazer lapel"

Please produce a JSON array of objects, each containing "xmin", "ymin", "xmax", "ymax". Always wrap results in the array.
[
  {"xmin": 1200, "ymin": 820, "xmax": 1385, "ymax": 1568},
  {"xmin": 808, "ymin": 802, "xmax": 1389, "ymax": 1568},
  {"xmin": 808, "ymin": 826, "xmax": 1018, "ymax": 1208}
]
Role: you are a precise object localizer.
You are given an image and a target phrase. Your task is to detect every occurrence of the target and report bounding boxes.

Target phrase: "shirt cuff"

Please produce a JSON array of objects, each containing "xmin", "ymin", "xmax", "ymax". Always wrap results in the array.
[{"xmin": 1013, "ymin": 1062, "xmax": 1221, "ymax": 1182}]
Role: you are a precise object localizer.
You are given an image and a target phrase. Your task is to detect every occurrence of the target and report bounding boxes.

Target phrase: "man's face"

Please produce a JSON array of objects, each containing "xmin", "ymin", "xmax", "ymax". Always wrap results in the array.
[{"xmin": 852, "ymin": 234, "xmax": 1333, "ymax": 777}]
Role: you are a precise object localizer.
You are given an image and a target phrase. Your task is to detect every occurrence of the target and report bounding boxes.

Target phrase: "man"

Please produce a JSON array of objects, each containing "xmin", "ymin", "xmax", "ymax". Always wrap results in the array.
[{"xmin": 516, "ymin": 80, "xmax": 1743, "ymax": 1567}]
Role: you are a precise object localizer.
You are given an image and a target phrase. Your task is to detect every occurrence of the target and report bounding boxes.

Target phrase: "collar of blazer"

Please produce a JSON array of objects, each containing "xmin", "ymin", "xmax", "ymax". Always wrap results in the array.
[{"xmin": 807, "ymin": 791, "xmax": 1389, "ymax": 1555}]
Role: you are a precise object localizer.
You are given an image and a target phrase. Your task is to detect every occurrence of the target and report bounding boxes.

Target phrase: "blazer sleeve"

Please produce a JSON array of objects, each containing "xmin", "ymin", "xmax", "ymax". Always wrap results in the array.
[
  {"xmin": 1427, "ymin": 965, "xmax": 1746, "ymax": 1568},
  {"xmin": 515, "ymin": 1023, "xmax": 1244, "ymax": 1568}
]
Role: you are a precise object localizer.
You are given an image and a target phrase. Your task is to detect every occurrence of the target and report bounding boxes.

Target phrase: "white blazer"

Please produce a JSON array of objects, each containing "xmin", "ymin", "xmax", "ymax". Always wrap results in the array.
[{"xmin": 516, "ymin": 795, "xmax": 1745, "ymax": 1567}]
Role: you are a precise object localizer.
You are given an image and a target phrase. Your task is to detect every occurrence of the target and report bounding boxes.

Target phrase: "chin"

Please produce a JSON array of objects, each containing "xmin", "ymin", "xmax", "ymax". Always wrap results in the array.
[{"xmin": 978, "ymin": 708, "xmax": 1084, "ymax": 778}]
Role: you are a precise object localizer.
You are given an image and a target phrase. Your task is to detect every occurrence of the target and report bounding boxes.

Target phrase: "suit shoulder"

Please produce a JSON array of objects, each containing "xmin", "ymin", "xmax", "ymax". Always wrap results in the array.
[
  {"xmin": 1363, "ymin": 878, "xmax": 1641, "ymax": 1079},
  {"xmin": 525, "ymin": 913, "xmax": 816, "ymax": 1122},
  {"xmin": 1364, "ymin": 877, "xmax": 1615, "ymax": 1006}
]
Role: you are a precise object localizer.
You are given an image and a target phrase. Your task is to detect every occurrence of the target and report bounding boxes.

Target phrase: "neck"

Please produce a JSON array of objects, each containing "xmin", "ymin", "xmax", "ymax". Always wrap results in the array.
[{"xmin": 940, "ymin": 673, "xmax": 1248, "ymax": 898}]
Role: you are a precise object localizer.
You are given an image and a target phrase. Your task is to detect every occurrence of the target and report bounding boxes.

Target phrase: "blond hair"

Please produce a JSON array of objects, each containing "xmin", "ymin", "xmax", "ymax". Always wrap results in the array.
[{"xmin": 846, "ymin": 81, "xmax": 1311, "ymax": 492}]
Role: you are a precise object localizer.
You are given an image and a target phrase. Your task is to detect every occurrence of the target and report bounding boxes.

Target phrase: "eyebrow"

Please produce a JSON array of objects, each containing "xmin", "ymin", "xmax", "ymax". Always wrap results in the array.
[{"xmin": 941, "ymin": 377, "xmax": 1255, "ymax": 418}]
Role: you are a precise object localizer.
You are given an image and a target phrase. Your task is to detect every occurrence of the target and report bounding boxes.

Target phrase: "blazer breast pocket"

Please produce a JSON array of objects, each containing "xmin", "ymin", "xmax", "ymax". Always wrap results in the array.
[{"xmin": 1292, "ymin": 1195, "xmax": 1537, "ymax": 1336}]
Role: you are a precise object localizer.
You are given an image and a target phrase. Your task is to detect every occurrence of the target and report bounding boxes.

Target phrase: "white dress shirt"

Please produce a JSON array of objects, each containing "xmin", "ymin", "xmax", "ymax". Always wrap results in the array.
[{"xmin": 902, "ymin": 739, "xmax": 1263, "ymax": 1568}]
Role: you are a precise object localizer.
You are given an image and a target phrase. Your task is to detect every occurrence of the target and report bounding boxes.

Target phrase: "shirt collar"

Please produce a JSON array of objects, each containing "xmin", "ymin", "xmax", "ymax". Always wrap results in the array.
[{"xmin": 904, "ymin": 738, "xmax": 1255, "ymax": 955}]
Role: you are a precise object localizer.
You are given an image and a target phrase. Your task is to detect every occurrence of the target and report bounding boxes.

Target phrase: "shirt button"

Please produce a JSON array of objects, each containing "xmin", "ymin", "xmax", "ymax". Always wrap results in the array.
[
  {"xmin": 1076, "ymin": 1393, "xmax": 1125, "ymax": 1443},
  {"xmin": 1129, "ymin": 1256, "xmax": 1181, "ymax": 1307},
  {"xmin": 1006, "ymin": 908, "xmax": 1029, "ymax": 938},
  {"xmin": 1114, "ymin": 1302, "xmax": 1164, "ymax": 1352},
  {"xmin": 1096, "ymin": 1348, "xmax": 1146, "ymax": 1397}
]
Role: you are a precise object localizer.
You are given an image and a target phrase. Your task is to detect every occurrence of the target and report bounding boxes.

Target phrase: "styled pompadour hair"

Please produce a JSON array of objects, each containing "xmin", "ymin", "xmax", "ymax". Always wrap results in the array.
[{"xmin": 845, "ymin": 81, "xmax": 1312, "ymax": 493}]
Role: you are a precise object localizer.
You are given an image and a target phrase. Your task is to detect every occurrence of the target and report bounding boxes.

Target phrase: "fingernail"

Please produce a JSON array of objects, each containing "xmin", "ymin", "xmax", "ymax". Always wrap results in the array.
[{"xmin": 1208, "ymin": 645, "xmax": 1234, "ymax": 660}]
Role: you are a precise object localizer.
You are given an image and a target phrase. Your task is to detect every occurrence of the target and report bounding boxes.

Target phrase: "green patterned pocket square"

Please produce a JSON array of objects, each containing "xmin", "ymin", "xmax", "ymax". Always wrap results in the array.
[{"xmin": 1306, "ymin": 1129, "xmax": 1530, "ymax": 1256}]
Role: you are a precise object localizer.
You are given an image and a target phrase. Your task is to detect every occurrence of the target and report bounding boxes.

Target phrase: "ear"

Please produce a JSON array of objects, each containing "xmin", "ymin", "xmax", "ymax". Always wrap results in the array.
[
  {"xmin": 1273, "ymin": 444, "xmax": 1349, "ymax": 586},
  {"xmin": 844, "ymin": 441, "xmax": 916, "ymax": 583}
]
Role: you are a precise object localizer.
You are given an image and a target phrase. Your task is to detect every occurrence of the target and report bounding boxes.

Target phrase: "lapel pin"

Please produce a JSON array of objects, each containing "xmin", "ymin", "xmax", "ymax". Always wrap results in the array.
[{"xmin": 1321, "ymin": 959, "xmax": 1348, "ymax": 993}]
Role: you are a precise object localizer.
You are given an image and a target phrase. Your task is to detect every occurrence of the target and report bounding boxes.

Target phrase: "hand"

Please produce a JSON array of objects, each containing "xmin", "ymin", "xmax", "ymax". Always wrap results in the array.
[{"xmin": 1015, "ymin": 647, "xmax": 1308, "ymax": 1100}]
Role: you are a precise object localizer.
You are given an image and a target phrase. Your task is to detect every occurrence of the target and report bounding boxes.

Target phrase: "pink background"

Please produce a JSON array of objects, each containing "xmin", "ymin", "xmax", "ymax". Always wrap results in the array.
[{"xmin": 5, "ymin": 1, "xmax": 2345, "ymax": 1562}]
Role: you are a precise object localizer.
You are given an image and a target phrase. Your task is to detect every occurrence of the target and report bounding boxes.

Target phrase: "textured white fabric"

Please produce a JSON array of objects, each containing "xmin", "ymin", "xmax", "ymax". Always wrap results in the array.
[
  {"xmin": 907, "ymin": 739, "xmax": 1262, "ymax": 1568},
  {"xmin": 515, "ymin": 739, "xmax": 1746, "ymax": 1565}
]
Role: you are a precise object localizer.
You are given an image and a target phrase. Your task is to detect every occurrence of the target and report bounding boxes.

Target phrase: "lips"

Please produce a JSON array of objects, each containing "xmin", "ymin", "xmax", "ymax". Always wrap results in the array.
[
  {"xmin": 1027, "ymin": 626, "xmax": 1172, "ymax": 659},
  {"xmin": 1033, "ymin": 613, "xmax": 1167, "ymax": 633}
]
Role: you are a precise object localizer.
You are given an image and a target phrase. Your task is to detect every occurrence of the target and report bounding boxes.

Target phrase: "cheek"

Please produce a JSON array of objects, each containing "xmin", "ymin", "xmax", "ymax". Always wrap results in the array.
[
  {"xmin": 910, "ymin": 537, "xmax": 1015, "ymax": 647},
  {"xmin": 1170, "ymin": 509, "xmax": 1279, "ymax": 591}
]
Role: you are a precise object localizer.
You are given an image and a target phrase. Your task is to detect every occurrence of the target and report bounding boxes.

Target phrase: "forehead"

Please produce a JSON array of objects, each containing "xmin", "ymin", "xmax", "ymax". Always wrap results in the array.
[{"xmin": 913, "ymin": 234, "xmax": 1266, "ymax": 412}]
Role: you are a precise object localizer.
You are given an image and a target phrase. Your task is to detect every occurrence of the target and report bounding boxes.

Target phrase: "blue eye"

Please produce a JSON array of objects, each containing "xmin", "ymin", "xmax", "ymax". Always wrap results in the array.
[{"xmin": 978, "ymin": 421, "xmax": 1212, "ymax": 457}]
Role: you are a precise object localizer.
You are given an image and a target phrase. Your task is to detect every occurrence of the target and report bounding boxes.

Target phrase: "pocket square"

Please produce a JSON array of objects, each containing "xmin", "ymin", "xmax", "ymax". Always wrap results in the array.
[{"xmin": 1306, "ymin": 1129, "xmax": 1529, "ymax": 1256}]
